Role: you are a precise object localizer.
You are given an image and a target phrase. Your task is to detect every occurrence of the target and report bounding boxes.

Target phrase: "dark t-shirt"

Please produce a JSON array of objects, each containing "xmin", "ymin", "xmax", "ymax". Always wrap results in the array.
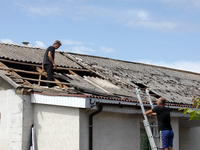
[
  {"xmin": 152, "ymin": 105, "xmax": 172, "ymax": 131},
  {"xmin": 43, "ymin": 46, "xmax": 55, "ymax": 65}
]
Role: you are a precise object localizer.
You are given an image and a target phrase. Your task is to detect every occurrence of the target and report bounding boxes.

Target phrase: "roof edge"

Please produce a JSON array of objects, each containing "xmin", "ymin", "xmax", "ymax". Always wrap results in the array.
[
  {"xmin": 67, "ymin": 52, "xmax": 200, "ymax": 75},
  {"xmin": 33, "ymin": 91, "xmax": 194, "ymax": 108},
  {"xmin": 0, "ymin": 72, "xmax": 19, "ymax": 88},
  {"xmin": 0, "ymin": 42, "xmax": 46, "ymax": 50}
]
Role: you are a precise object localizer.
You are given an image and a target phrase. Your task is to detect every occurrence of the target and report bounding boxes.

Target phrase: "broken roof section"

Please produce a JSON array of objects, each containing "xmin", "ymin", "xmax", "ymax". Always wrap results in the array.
[
  {"xmin": 0, "ymin": 42, "xmax": 199, "ymax": 105},
  {"xmin": 67, "ymin": 52, "xmax": 200, "ymax": 104},
  {"xmin": 0, "ymin": 42, "xmax": 136, "ymax": 100}
]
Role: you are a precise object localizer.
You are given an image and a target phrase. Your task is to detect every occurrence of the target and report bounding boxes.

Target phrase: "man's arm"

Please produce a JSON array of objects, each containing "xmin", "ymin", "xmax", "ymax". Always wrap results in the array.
[
  {"xmin": 145, "ymin": 110, "xmax": 157, "ymax": 116},
  {"xmin": 48, "ymin": 51, "xmax": 57, "ymax": 69}
]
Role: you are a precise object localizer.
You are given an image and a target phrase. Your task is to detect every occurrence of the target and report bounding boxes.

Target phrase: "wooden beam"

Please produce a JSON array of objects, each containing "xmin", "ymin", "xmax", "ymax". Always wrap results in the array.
[
  {"xmin": 0, "ymin": 59, "xmax": 89, "ymax": 72},
  {"xmin": 57, "ymin": 67, "xmax": 89, "ymax": 72},
  {"xmin": 69, "ymin": 70, "xmax": 82, "ymax": 78},
  {"xmin": 0, "ymin": 62, "xmax": 32, "ymax": 86},
  {"xmin": 36, "ymin": 67, "xmax": 69, "ymax": 89},
  {"xmin": 38, "ymin": 75, "xmax": 41, "ymax": 86},
  {"xmin": 14, "ymin": 76, "xmax": 71, "ymax": 85},
  {"xmin": 0, "ymin": 59, "xmax": 41, "ymax": 67},
  {"xmin": 0, "ymin": 67, "xmax": 45, "ymax": 76}
]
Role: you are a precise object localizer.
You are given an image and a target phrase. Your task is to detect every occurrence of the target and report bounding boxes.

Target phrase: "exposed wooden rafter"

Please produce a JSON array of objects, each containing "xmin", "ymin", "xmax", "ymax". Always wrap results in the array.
[
  {"xmin": 0, "ymin": 67, "xmax": 45, "ymax": 76},
  {"xmin": 0, "ymin": 59, "xmax": 90, "ymax": 72},
  {"xmin": 13, "ymin": 76, "xmax": 71, "ymax": 86},
  {"xmin": 69, "ymin": 70, "xmax": 82, "ymax": 78},
  {"xmin": 36, "ymin": 67, "xmax": 69, "ymax": 89},
  {"xmin": 0, "ymin": 62, "xmax": 32, "ymax": 86}
]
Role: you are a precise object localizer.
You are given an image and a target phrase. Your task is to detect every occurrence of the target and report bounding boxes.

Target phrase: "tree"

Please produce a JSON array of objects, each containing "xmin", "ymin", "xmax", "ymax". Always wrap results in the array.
[{"xmin": 179, "ymin": 96, "xmax": 200, "ymax": 120}]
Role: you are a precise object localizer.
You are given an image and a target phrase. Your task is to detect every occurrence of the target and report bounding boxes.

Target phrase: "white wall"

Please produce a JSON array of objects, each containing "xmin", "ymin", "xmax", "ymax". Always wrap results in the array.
[
  {"xmin": 80, "ymin": 109, "xmax": 140, "ymax": 150},
  {"xmin": 33, "ymin": 104, "xmax": 80, "ymax": 150},
  {"xmin": 171, "ymin": 117, "xmax": 179, "ymax": 150},
  {"xmin": 22, "ymin": 95, "xmax": 33, "ymax": 150},
  {"xmin": 79, "ymin": 109, "xmax": 89, "ymax": 150},
  {"xmin": 0, "ymin": 89, "xmax": 24, "ymax": 150},
  {"xmin": 179, "ymin": 126, "xmax": 200, "ymax": 150},
  {"xmin": 0, "ymin": 77, "xmax": 13, "ymax": 90}
]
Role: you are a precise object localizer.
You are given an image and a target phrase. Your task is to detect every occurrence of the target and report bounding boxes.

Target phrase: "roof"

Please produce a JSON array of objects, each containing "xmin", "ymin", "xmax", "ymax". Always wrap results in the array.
[
  {"xmin": 67, "ymin": 52, "xmax": 200, "ymax": 104},
  {"xmin": 0, "ymin": 42, "xmax": 199, "ymax": 106},
  {"xmin": 0, "ymin": 42, "xmax": 82, "ymax": 68}
]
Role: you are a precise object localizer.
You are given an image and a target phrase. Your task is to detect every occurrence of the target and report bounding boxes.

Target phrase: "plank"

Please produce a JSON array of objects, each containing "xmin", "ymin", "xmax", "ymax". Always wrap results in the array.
[
  {"xmin": 36, "ymin": 67, "xmax": 69, "ymax": 89},
  {"xmin": 0, "ymin": 59, "xmax": 89, "ymax": 72},
  {"xmin": 0, "ymin": 62, "xmax": 32, "ymax": 86}
]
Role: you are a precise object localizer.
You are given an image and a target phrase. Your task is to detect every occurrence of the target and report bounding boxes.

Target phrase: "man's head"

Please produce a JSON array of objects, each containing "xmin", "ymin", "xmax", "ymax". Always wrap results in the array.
[
  {"xmin": 157, "ymin": 97, "xmax": 166, "ymax": 106},
  {"xmin": 53, "ymin": 40, "xmax": 62, "ymax": 49}
]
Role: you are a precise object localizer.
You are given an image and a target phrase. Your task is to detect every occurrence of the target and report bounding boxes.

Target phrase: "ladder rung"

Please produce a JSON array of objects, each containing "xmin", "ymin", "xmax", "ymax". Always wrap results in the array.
[
  {"xmin": 139, "ymin": 93, "xmax": 148, "ymax": 96},
  {"xmin": 150, "ymin": 125, "xmax": 158, "ymax": 128},
  {"xmin": 150, "ymin": 94, "xmax": 157, "ymax": 96},
  {"xmin": 153, "ymin": 135, "xmax": 159, "ymax": 138}
]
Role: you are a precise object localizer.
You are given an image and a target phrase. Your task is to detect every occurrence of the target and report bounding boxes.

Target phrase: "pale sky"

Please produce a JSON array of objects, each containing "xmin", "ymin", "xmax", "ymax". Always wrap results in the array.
[{"xmin": 1, "ymin": 0, "xmax": 200, "ymax": 73}]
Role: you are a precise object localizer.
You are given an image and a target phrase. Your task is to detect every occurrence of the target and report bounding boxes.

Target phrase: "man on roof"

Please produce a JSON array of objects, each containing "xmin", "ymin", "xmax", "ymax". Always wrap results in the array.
[
  {"xmin": 145, "ymin": 97, "xmax": 174, "ymax": 150},
  {"xmin": 42, "ymin": 40, "xmax": 62, "ymax": 88}
]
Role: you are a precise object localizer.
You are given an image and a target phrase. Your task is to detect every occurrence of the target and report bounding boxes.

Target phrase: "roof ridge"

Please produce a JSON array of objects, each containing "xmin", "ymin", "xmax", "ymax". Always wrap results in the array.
[
  {"xmin": 0, "ymin": 42, "xmax": 46, "ymax": 50},
  {"xmin": 0, "ymin": 42, "xmax": 68, "ymax": 53},
  {"xmin": 67, "ymin": 52, "xmax": 200, "ymax": 76}
]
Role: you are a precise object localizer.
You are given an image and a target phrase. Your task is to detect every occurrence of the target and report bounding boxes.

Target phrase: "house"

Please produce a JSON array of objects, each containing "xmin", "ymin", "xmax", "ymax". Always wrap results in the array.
[{"xmin": 0, "ymin": 42, "xmax": 200, "ymax": 150}]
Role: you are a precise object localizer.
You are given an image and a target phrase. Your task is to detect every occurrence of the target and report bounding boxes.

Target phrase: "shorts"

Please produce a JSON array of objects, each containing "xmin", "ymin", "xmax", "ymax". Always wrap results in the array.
[{"xmin": 159, "ymin": 130, "xmax": 174, "ymax": 149}]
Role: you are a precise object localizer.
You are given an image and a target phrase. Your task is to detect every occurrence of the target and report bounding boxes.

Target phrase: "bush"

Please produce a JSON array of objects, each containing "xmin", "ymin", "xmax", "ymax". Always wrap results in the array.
[{"xmin": 178, "ymin": 96, "xmax": 200, "ymax": 120}]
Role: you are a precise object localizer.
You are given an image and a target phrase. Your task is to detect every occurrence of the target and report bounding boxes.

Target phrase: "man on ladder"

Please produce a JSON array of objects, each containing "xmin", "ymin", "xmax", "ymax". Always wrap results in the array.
[{"xmin": 145, "ymin": 97, "xmax": 174, "ymax": 150}]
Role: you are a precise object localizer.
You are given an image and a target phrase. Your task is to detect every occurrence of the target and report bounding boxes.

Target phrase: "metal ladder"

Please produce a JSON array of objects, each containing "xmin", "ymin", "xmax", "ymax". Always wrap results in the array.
[{"xmin": 136, "ymin": 88, "xmax": 160, "ymax": 150}]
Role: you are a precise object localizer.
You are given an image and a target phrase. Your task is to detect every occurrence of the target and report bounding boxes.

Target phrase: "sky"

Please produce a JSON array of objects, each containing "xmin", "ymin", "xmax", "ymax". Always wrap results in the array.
[{"xmin": 1, "ymin": 0, "xmax": 200, "ymax": 73}]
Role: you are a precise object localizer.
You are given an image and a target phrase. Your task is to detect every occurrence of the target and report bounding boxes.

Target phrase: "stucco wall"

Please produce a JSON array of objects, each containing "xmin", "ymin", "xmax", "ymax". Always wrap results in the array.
[
  {"xmin": 80, "ymin": 109, "xmax": 140, "ymax": 150},
  {"xmin": 0, "ymin": 89, "xmax": 24, "ymax": 150},
  {"xmin": 22, "ymin": 95, "xmax": 33, "ymax": 150},
  {"xmin": 171, "ymin": 117, "xmax": 179, "ymax": 150},
  {"xmin": 179, "ymin": 126, "xmax": 200, "ymax": 150},
  {"xmin": 33, "ymin": 104, "xmax": 80, "ymax": 150},
  {"xmin": 0, "ymin": 77, "xmax": 13, "ymax": 90}
]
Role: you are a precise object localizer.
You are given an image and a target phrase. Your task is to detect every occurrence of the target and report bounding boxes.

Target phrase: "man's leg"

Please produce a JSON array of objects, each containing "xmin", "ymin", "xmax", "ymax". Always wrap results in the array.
[
  {"xmin": 163, "ymin": 130, "xmax": 174, "ymax": 150},
  {"xmin": 163, "ymin": 146, "xmax": 172, "ymax": 150},
  {"xmin": 168, "ymin": 130, "xmax": 174, "ymax": 150},
  {"xmin": 168, "ymin": 146, "xmax": 173, "ymax": 150},
  {"xmin": 44, "ymin": 65, "xmax": 54, "ymax": 87},
  {"xmin": 160, "ymin": 130, "xmax": 171, "ymax": 150}
]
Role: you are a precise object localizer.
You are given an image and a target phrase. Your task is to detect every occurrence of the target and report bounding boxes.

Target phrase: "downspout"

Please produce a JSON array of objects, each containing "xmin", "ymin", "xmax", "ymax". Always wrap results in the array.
[
  {"xmin": 89, "ymin": 102, "xmax": 103, "ymax": 150},
  {"xmin": 29, "ymin": 124, "xmax": 35, "ymax": 150}
]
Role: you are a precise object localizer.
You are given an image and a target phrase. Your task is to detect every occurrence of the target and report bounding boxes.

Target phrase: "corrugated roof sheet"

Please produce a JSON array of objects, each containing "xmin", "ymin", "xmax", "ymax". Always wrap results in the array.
[
  {"xmin": 0, "ymin": 42, "xmax": 82, "ymax": 69},
  {"xmin": 67, "ymin": 52, "xmax": 200, "ymax": 104},
  {"xmin": 0, "ymin": 42, "xmax": 199, "ymax": 105}
]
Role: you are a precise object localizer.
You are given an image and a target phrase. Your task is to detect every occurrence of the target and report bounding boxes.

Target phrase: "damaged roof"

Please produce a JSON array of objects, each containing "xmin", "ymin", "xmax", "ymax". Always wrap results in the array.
[
  {"xmin": 0, "ymin": 42, "xmax": 199, "ymax": 105},
  {"xmin": 67, "ymin": 52, "xmax": 200, "ymax": 104}
]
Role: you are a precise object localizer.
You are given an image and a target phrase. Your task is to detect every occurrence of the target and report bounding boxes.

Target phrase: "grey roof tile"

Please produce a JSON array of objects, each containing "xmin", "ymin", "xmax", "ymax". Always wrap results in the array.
[
  {"xmin": 1, "ymin": 42, "xmax": 199, "ymax": 105},
  {"xmin": 68, "ymin": 52, "xmax": 200, "ymax": 104},
  {"xmin": 0, "ymin": 42, "xmax": 82, "ymax": 69}
]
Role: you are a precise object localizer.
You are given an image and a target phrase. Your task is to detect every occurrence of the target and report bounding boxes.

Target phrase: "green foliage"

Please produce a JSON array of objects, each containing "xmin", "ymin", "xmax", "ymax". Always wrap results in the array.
[{"xmin": 178, "ymin": 96, "xmax": 200, "ymax": 120}]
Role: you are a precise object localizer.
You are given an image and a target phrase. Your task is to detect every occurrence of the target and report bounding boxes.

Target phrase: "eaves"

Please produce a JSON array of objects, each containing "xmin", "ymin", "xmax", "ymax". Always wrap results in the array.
[
  {"xmin": 0, "ymin": 71, "xmax": 19, "ymax": 88},
  {"xmin": 31, "ymin": 92, "xmax": 191, "ymax": 117}
]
